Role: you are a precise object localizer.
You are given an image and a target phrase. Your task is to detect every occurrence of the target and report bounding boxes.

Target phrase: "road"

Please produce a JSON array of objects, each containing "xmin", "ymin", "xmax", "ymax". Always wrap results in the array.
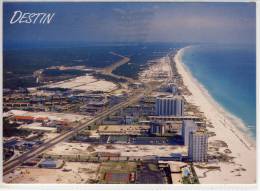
[
  {"xmin": 99, "ymin": 52, "xmax": 136, "ymax": 83},
  {"xmin": 3, "ymin": 51, "xmax": 157, "ymax": 176},
  {"xmin": 3, "ymin": 87, "xmax": 149, "ymax": 176},
  {"xmin": 104, "ymin": 52, "xmax": 130, "ymax": 74}
]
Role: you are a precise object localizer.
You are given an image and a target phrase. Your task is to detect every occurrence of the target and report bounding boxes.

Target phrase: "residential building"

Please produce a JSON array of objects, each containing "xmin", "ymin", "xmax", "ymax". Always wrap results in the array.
[
  {"xmin": 155, "ymin": 96, "xmax": 184, "ymax": 116},
  {"xmin": 188, "ymin": 130, "xmax": 208, "ymax": 162},
  {"xmin": 182, "ymin": 120, "xmax": 198, "ymax": 146}
]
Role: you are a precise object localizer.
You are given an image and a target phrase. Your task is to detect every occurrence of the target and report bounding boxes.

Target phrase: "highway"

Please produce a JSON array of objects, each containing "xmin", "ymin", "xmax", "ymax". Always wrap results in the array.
[
  {"xmin": 100, "ymin": 52, "xmax": 135, "ymax": 84},
  {"xmin": 3, "ymin": 87, "xmax": 149, "ymax": 176},
  {"xmin": 3, "ymin": 49, "xmax": 157, "ymax": 176},
  {"xmin": 104, "ymin": 52, "xmax": 130, "ymax": 74}
]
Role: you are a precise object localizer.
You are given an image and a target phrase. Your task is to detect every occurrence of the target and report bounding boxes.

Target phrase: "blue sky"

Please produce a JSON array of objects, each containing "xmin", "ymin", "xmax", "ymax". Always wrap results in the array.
[{"xmin": 3, "ymin": 2, "xmax": 256, "ymax": 47}]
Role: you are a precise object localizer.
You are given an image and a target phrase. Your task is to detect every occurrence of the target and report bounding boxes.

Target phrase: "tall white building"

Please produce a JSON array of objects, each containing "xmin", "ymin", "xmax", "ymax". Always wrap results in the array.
[
  {"xmin": 188, "ymin": 130, "xmax": 208, "ymax": 162},
  {"xmin": 155, "ymin": 96, "xmax": 184, "ymax": 116},
  {"xmin": 182, "ymin": 120, "xmax": 198, "ymax": 146}
]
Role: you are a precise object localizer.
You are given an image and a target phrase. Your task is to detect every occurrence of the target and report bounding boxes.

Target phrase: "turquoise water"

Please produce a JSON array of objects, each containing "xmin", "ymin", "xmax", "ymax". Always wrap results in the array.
[{"xmin": 181, "ymin": 44, "xmax": 256, "ymax": 137}]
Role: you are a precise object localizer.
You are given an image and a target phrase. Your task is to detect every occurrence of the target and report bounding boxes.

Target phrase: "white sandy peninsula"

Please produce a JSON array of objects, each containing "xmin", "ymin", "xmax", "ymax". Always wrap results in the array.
[{"xmin": 174, "ymin": 46, "xmax": 256, "ymax": 184}]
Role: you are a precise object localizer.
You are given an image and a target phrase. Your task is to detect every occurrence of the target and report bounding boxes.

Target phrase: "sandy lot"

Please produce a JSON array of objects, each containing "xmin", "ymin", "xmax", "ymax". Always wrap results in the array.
[
  {"xmin": 4, "ymin": 162, "xmax": 100, "ymax": 184},
  {"xmin": 8, "ymin": 110, "xmax": 89, "ymax": 123},
  {"xmin": 46, "ymin": 75, "xmax": 117, "ymax": 93},
  {"xmin": 45, "ymin": 142, "xmax": 187, "ymax": 157}
]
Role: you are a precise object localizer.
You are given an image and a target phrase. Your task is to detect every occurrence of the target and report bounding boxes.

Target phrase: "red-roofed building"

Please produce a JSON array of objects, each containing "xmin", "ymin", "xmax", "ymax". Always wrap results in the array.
[
  {"xmin": 14, "ymin": 116, "xmax": 34, "ymax": 123},
  {"xmin": 105, "ymin": 172, "xmax": 130, "ymax": 184},
  {"xmin": 35, "ymin": 117, "xmax": 49, "ymax": 122}
]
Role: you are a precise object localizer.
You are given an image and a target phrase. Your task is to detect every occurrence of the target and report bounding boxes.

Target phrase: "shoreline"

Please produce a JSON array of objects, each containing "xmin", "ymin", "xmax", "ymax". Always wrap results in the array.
[
  {"xmin": 176, "ymin": 46, "xmax": 255, "ymax": 147},
  {"xmin": 174, "ymin": 46, "xmax": 256, "ymax": 184}
]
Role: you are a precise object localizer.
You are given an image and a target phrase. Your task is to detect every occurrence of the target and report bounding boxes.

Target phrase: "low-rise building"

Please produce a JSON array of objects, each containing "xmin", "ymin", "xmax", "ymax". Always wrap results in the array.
[
  {"xmin": 38, "ymin": 159, "xmax": 58, "ymax": 168},
  {"xmin": 98, "ymin": 125, "xmax": 150, "ymax": 136},
  {"xmin": 149, "ymin": 121, "xmax": 165, "ymax": 136}
]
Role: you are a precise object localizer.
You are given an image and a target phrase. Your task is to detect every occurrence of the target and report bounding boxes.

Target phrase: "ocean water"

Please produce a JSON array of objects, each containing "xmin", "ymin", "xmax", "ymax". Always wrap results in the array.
[{"xmin": 181, "ymin": 44, "xmax": 256, "ymax": 137}]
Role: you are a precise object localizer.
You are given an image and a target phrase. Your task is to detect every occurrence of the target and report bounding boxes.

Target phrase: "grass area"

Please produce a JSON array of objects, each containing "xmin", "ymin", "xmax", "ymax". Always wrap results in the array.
[
  {"xmin": 148, "ymin": 163, "xmax": 159, "ymax": 172},
  {"xmin": 182, "ymin": 176, "xmax": 191, "ymax": 184},
  {"xmin": 190, "ymin": 164, "xmax": 200, "ymax": 184},
  {"xmin": 181, "ymin": 175, "xmax": 199, "ymax": 184},
  {"xmin": 181, "ymin": 164, "xmax": 200, "ymax": 184}
]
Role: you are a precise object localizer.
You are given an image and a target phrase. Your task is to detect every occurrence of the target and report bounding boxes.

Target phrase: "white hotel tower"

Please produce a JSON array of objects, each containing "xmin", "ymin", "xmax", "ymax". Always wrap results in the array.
[
  {"xmin": 182, "ymin": 120, "xmax": 198, "ymax": 146},
  {"xmin": 155, "ymin": 96, "xmax": 184, "ymax": 116},
  {"xmin": 188, "ymin": 130, "xmax": 208, "ymax": 162}
]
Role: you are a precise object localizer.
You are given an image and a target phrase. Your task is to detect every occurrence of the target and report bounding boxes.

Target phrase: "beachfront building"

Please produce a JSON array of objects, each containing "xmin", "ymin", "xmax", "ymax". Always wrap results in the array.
[
  {"xmin": 182, "ymin": 120, "xmax": 198, "ymax": 146},
  {"xmin": 155, "ymin": 96, "xmax": 184, "ymax": 116},
  {"xmin": 188, "ymin": 130, "xmax": 208, "ymax": 162}
]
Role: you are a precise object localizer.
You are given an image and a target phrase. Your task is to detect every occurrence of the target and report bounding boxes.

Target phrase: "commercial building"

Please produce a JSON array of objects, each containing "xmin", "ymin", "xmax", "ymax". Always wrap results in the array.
[
  {"xmin": 13, "ymin": 115, "xmax": 49, "ymax": 123},
  {"xmin": 38, "ymin": 159, "xmax": 63, "ymax": 168},
  {"xmin": 149, "ymin": 121, "xmax": 165, "ymax": 136},
  {"xmin": 155, "ymin": 96, "xmax": 184, "ymax": 116},
  {"xmin": 98, "ymin": 125, "xmax": 150, "ymax": 136},
  {"xmin": 182, "ymin": 120, "xmax": 198, "ymax": 146},
  {"xmin": 148, "ymin": 116, "xmax": 202, "ymax": 122},
  {"xmin": 124, "ymin": 116, "xmax": 134, "ymax": 125},
  {"xmin": 140, "ymin": 120, "xmax": 181, "ymax": 134},
  {"xmin": 188, "ymin": 130, "xmax": 208, "ymax": 162},
  {"xmin": 14, "ymin": 116, "xmax": 34, "ymax": 123},
  {"xmin": 104, "ymin": 172, "xmax": 131, "ymax": 184},
  {"xmin": 19, "ymin": 123, "xmax": 57, "ymax": 133}
]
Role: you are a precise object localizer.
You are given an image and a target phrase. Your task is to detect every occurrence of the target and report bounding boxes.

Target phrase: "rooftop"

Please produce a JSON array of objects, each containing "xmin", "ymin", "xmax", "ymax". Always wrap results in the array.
[
  {"xmin": 192, "ymin": 129, "xmax": 208, "ymax": 136},
  {"xmin": 156, "ymin": 95, "xmax": 183, "ymax": 100},
  {"xmin": 183, "ymin": 120, "xmax": 198, "ymax": 127}
]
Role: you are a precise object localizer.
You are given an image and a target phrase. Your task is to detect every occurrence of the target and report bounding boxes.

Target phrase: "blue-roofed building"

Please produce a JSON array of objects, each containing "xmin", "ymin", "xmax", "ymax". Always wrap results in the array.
[
  {"xmin": 39, "ymin": 159, "xmax": 57, "ymax": 168},
  {"xmin": 3, "ymin": 138, "xmax": 17, "ymax": 148}
]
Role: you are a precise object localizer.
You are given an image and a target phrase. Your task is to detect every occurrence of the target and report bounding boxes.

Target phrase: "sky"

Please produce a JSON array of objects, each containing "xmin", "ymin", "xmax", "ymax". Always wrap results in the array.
[{"xmin": 3, "ymin": 2, "xmax": 256, "ymax": 48}]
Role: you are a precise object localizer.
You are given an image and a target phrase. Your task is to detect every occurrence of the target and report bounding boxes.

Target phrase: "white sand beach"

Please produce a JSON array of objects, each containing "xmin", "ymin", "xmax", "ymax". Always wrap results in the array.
[{"xmin": 174, "ymin": 47, "xmax": 256, "ymax": 184}]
